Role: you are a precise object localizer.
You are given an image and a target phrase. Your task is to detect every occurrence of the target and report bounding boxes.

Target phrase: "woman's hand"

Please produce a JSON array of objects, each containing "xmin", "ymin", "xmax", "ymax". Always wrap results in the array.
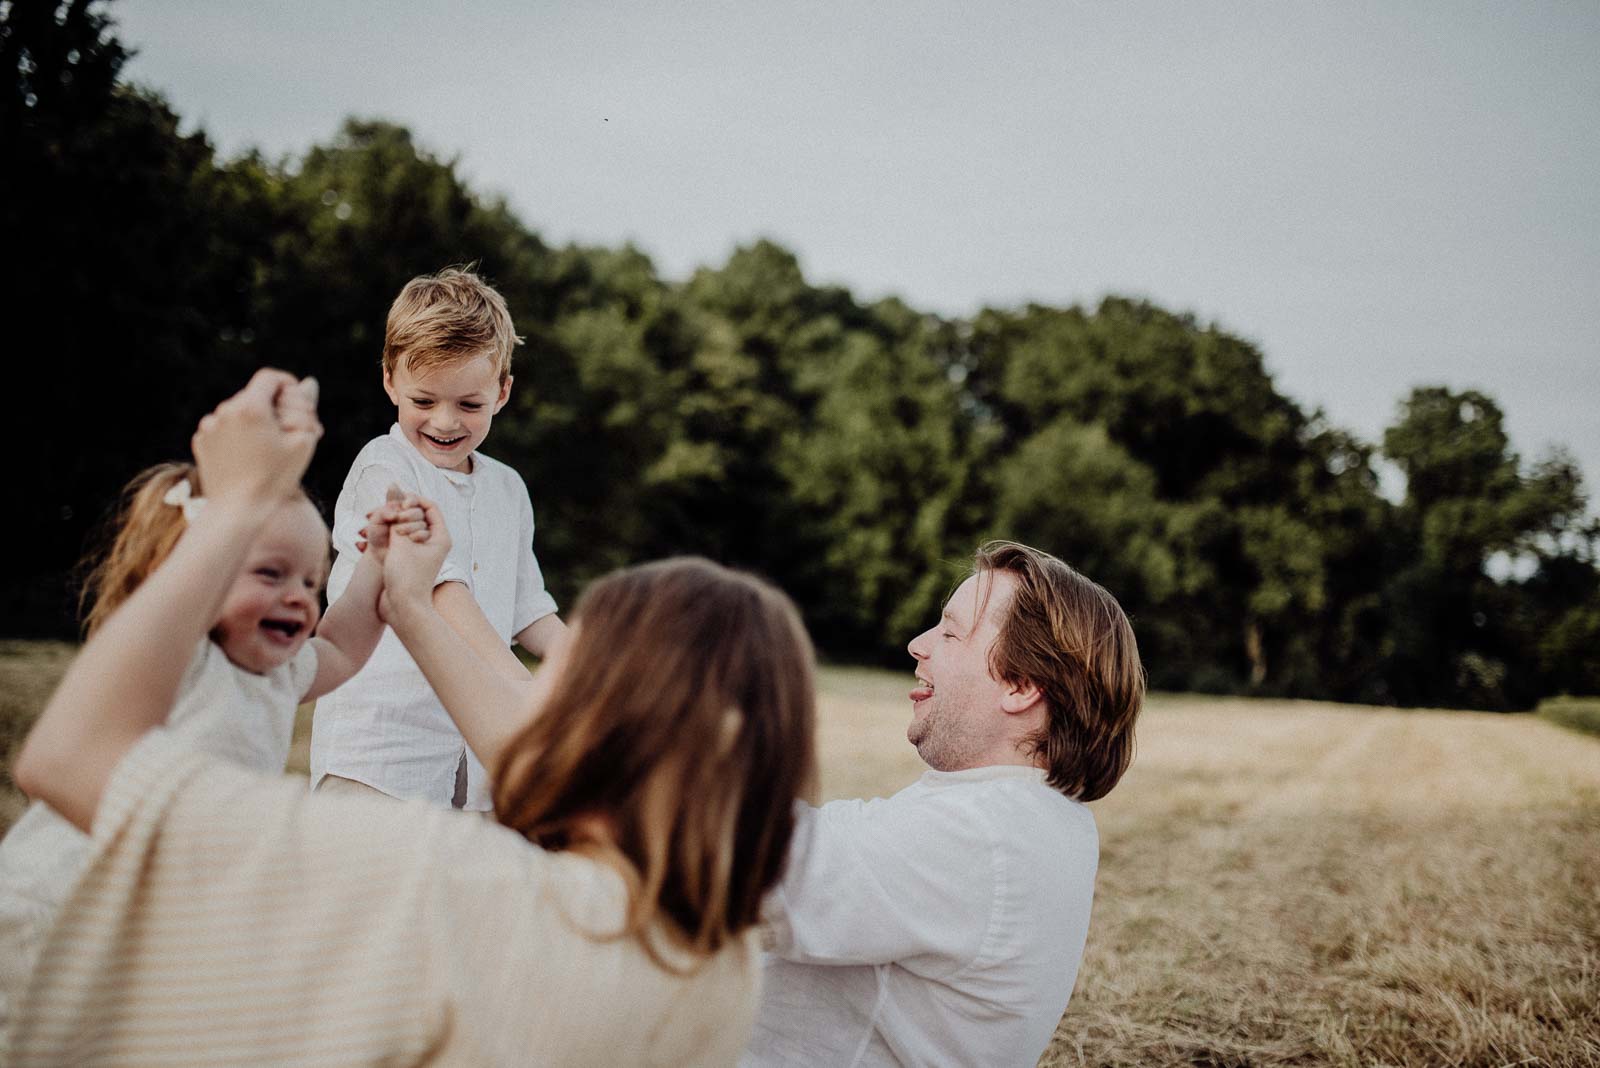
[
  {"xmin": 15, "ymin": 368, "xmax": 326, "ymax": 831},
  {"xmin": 192, "ymin": 369, "xmax": 322, "ymax": 508},
  {"xmin": 380, "ymin": 497, "xmax": 450, "ymax": 621}
]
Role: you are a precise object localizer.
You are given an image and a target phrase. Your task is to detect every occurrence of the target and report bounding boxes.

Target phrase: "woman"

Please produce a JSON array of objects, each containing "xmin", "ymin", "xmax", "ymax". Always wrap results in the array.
[{"xmin": 10, "ymin": 370, "xmax": 816, "ymax": 1066}]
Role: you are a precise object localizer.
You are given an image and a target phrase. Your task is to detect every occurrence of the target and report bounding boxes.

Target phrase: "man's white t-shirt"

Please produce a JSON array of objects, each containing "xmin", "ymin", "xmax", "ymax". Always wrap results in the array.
[
  {"xmin": 744, "ymin": 765, "xmax": 1098, "ymax": 1067},
  {"xmin": 309, "ymin": 425, "xmax": 558, "ymax": 810}
]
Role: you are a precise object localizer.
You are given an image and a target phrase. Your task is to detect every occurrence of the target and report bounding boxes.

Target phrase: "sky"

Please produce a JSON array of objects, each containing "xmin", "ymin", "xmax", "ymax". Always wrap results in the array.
[{"xmin": 115, "ymin": 1, "xmax": 1599, "ymax": 496}]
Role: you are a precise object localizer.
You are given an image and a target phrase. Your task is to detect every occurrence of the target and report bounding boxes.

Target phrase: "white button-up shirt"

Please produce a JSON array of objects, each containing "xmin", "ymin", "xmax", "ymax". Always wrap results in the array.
[
  {"xmin": 744, "ymin": 765, "xmax": 1098, "ymax": 1067},
  {"xmin": 309, "ymin": 426, "xmax": 558, "ymax": 810}
]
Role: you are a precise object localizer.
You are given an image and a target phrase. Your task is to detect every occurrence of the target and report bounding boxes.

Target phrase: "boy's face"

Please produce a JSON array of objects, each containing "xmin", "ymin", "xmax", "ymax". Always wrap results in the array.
[{"xmin": 384, "ymin": 354, "xmax": 511, "ymax": 472}]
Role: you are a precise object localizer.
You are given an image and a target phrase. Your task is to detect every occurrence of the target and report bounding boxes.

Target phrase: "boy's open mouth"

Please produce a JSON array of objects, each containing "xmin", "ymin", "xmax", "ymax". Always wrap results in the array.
[{"xmin": 423, "ymin": 433, "xmax": 466, "ymax": 449}]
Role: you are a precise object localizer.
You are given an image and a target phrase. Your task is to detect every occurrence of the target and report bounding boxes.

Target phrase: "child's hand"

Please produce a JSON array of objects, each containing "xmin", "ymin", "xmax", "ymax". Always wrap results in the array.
[
  {"xmin": 378, "ymin": 497, "xmax": 451, "ymax": 621},
  {"xmin": 358, "ymin": 485, "xmax": 429, "ymax": 563},
  {"xmin": 193, "ymin": 369, "xmax": 322, "ymax": 507}
]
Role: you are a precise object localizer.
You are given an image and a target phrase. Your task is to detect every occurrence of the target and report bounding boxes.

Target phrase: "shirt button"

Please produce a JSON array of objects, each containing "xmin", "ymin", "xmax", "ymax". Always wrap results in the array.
[{"xmin": 473, "ymin": 563, "xmax": 480, "ymax": 571}]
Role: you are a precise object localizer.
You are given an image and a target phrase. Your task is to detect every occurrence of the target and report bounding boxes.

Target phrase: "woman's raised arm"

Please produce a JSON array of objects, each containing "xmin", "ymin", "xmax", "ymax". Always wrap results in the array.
[
  {"xmin": 380, "ymin": 499, "xmax": 549, "ymax": 779},
  {"xmin": 13, "ymin": 370, "xmax": 321, "ymax": 830}
]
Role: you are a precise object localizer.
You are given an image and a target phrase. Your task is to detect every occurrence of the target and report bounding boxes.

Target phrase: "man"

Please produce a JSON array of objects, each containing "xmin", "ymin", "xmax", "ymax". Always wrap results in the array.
[{"xmin": 744, "ymin": 541, "xmax": 1145, "ymax": 1067}]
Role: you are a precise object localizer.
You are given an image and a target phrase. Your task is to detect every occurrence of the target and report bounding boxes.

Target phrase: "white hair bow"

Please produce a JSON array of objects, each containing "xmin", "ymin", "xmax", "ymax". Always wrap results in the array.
[{"xmin": 162, "ymin": 478, "xmax": 208, "ymax": 522}]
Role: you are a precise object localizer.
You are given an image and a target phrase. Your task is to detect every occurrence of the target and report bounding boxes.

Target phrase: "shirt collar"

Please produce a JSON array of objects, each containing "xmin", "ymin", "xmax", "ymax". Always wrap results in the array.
[
  {"xmin": 389, "ymin": 423, "xmax": 476, "ymax": 484},
  {"xmin": 918, "ymin": 764, "xmax": 1050, "ymax": 788}
]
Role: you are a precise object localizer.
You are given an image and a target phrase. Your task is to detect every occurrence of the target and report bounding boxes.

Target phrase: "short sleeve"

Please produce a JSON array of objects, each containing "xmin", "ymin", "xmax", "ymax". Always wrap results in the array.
[
  {"xmin": 512, "ymin": 484, "xmax": 558, "ymax": 634},
  {"xmin": 287, "ymin": 641, "xmax": 319, "ymax": 702},
  {"xmin": 335, "ymin": 462, "xmax": 416, "ymax": 555},
  {"xmin": 436, "ymin": 507, "xmax": 474, "ymax": 590}
]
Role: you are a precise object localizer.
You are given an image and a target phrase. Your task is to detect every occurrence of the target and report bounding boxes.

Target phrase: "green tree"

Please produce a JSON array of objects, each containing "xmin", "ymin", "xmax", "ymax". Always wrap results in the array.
[
  {"xmin": 1381, "ymin": 388, "xmax": 1593, "ymax": 707},
  {"xmin": 6, "ymin": 0, "xmax": 275, "ymax": 634}
]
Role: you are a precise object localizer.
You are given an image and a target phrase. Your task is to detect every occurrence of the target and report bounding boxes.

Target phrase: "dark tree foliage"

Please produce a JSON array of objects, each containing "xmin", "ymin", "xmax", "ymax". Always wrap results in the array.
[
  {"xmin": 7, "ymin": 1, "xmax": 1597, "ymax": 708},
  {"xmin": 6, "ymin": 0, "xmax": 272, "ymax": 632}
]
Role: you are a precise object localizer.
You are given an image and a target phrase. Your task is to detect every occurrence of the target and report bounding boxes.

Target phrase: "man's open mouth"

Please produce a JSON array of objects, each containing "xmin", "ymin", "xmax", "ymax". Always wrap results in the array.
[{"xmin": 911, "ymin": 676, "xmax": 934, "ymax": 703}]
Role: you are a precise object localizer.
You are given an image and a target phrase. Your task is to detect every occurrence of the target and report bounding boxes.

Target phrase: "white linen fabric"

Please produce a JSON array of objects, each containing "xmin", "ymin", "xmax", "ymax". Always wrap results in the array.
[
  {"xmin": 309, "ymin": 425, "xmax": 558, "ymax": 810},
  {"xmin": 7, "ymin": 731, "xmax": 760, "ymax": 1066},
  {"xmin": 743, "ymin": 765, "xmax": 1098, "ymax": 1068},
  {"xmin": 0, "ymin": 637, "xmax": 316, "ymax": 1034}
]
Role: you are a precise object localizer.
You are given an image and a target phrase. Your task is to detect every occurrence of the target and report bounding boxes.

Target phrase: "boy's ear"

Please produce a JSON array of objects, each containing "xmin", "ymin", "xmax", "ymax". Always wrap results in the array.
[
  {"xmin": 382, "ymin": 368, "xmax": 399, "ymax": 406},
  {"xmin": 493, "ymin": 374, "xmax": 513, "ymax": 414}
]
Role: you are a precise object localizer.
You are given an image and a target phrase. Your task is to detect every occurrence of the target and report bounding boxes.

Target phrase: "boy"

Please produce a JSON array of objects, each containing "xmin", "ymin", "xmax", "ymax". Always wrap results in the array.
[{"xmin": 310, "ymin": 268, "xmax": 565, "ymax": 810}]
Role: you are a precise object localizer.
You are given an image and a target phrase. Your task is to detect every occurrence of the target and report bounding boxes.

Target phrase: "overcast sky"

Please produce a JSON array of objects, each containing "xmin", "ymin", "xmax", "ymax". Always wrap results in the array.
[{"xmin": 115, "ymin": 1, "xmax": 1599, "ymax": 495}]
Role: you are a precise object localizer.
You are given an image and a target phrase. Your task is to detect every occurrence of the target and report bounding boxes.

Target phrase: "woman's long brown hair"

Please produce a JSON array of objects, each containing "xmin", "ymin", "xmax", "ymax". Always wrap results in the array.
[{"xmin": 493, "ymin": 557, "xmax": 817, "ymax": 970}]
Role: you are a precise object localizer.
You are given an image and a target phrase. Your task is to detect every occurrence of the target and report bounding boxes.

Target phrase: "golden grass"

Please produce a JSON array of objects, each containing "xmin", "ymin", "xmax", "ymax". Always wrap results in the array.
[
  {"xmin": 6, "ymin": 645, "xmax": 1599, "ymax": 1065},
  {"xmin": 1046, "ymin": 696, "xmax": 1600, "ymax": 1068},
  {"xmin": 0, "ymin": 641, "xmax": 76, "ymax": 832}
]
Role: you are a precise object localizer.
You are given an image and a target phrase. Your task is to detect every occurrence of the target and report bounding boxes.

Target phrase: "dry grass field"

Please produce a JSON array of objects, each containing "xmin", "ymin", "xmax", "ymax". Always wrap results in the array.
[
  {"xmin": 5, "ymin": 644, "xmax": 1599, "ymax": 1066},
  {"xmin": 808, "ymin": 669, "xmax": 1600, "ymax": 1068}
]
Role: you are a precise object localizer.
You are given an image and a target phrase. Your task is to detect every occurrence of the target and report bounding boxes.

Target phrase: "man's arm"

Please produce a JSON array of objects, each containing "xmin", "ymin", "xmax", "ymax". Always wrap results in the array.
[{"xmin": 765, "ymin": 794, "xmax": 996, "ymax": 977}]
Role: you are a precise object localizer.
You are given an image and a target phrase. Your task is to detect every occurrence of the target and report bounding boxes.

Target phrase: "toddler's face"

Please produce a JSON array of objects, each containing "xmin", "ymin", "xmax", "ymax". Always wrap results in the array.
[
  {"xmin": 384, "ymin": 354, "xmax": 510, "ymax": 473},
  {"xmin": 212, "ymin": 497, "xmax": 328, "ymax": 674}
]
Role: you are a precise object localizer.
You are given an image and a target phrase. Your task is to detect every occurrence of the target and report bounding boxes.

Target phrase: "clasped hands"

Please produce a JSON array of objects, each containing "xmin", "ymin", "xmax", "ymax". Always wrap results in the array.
[
  {"xmin": 358, "ymin": 486, "xmax": 451, "ymax": 623},
  {"xmin": 189, "ymin": 367, "xmax": 450, "ymax": 623}
]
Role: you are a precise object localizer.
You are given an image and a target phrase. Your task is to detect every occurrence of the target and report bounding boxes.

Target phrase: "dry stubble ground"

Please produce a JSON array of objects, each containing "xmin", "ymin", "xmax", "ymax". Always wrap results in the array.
[
  {"xmin": 5, "ymin": 646, "xmax": 1600, "ymax": 1066},
  {"xmin": 814, "ymin": 670, "xmax": 1600, "ymax": 1068}
]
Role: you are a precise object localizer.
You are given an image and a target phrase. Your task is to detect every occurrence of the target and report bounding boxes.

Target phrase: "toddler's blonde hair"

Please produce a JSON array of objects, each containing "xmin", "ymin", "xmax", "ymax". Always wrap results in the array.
[
  {"xmin": 79, "ymin": 464, "xmax": 320, "ymax": 637},
  {"xmin": 79, "ymin": 463, "xmax": 201, "ymax": 636}
]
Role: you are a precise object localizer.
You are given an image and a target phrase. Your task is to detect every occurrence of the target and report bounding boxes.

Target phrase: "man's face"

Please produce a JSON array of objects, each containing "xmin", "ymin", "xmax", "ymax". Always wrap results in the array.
[
  {"xmin": 383, "ymin": 354, "xmax": 510, "ymax": 473},
  {"xmin": 905, "ymin": 571, "xmax": 1017, "ymax": 771}
]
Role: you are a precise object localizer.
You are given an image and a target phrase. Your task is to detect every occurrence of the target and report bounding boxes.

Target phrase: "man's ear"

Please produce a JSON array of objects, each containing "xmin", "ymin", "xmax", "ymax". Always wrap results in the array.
[{"xmin": 1001, "ymin": 679, "xmax": 1043, "ymax": 716}]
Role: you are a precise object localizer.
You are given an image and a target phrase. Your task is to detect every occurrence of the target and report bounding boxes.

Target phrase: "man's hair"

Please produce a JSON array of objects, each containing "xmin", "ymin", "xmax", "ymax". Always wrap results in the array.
[
  {"xmin": 383, "ymin": 266, "xmax": 521, "ymax": 381},
  {"xmin": 493, "ymin": 557, "xmax": 818, "ymax": 971},
  {"xmin": 976, "ymin": 540, "xmax": 1145, "ymax": 802}
]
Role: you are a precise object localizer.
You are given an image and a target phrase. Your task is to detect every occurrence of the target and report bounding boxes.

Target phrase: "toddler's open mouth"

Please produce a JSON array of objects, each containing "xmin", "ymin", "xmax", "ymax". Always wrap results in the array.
[
  {"xmin": 259, "ymin": 619, "xmax": 304, "ymax": 641},
  {"xmin": 423, "ymin": 433, "xmax": 466, "ymax": 449}
]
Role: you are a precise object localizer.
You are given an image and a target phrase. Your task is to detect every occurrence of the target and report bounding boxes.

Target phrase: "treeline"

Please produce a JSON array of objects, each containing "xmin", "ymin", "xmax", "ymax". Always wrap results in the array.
[{"xmin": 6, "ymin": 2, "xmax": 1598, "ymax": 708}]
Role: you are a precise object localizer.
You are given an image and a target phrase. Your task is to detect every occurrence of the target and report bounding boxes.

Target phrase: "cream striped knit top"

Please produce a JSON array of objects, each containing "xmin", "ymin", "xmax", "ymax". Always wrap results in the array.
[{"xmin": 6, "ymin": 730, "xmax": 759, "ymax": 1066}]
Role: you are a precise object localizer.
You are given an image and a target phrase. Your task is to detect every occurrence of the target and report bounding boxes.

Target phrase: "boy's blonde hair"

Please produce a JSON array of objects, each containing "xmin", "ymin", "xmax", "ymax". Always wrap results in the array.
[{"xmin": 383, "ymin": 267, "xmax": 521, "ymax": 382}]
